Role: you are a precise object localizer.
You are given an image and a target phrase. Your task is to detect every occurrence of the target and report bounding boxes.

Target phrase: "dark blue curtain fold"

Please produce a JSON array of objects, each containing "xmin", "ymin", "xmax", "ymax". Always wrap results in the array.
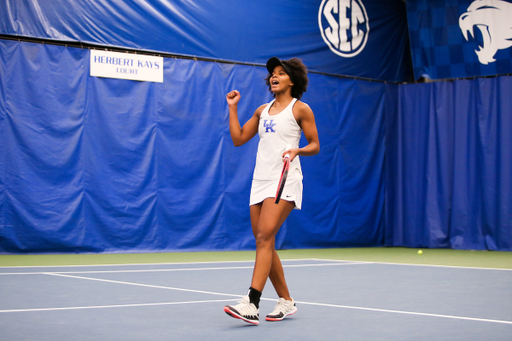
[
  {"xmin": 385, "ymin": 77, "xmax": 512, "ymax": 251},
  {"xmin": 1, "ymin": 42, "xmax": 88, "ymax": 252},
  {"xmin": 280, "ymin": 76, "xmax": 388, "ymax": 249}
]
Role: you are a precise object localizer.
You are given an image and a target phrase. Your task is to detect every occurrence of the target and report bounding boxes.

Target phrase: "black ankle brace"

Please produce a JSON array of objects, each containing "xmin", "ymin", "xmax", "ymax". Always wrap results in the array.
[{"xmin": 248, "ymin": 287, "xmax": 262, "ymax": 308}]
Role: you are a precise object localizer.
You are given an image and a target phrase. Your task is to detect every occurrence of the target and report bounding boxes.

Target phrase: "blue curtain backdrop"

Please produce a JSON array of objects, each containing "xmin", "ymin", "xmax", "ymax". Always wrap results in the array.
[
  {"xmin": 385, "ymin": 76, "xmax": 512, "ymax": 251},
  {"xmin": 0, "ymin": 0, "xmax": 411, "ymax": 82},
  {"xmin": 2, "ymin": 0, "xmax": 512, "ymax": 253},
  {"xmin": 0, "ymin": 39, "xmax": 387, "ymax": 253}
]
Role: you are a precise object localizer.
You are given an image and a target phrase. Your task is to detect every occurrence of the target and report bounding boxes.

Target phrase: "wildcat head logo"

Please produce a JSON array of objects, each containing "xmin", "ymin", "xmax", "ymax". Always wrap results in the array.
[{"xmin": 459, "ymin": 0, "xmax": 512, "ymax": 64}]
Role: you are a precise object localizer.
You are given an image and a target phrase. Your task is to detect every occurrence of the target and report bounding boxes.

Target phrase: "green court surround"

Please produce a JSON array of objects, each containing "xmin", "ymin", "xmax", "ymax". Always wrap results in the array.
[{"xmin": 1, "ymin": 248, "xmax": 510, "ymax": 269}]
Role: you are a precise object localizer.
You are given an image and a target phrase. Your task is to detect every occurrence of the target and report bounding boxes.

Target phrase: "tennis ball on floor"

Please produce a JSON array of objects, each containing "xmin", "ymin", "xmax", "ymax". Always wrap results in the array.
[{"xmin": 418, "ymin": 250, "xmax": 423, "ymax": 255}]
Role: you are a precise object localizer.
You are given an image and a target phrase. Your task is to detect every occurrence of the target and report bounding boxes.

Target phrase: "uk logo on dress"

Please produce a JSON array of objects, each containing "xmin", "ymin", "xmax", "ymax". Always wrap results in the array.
[{"xmin": 263, "ymin": 120, "xmax": 276, "ymax": 133}]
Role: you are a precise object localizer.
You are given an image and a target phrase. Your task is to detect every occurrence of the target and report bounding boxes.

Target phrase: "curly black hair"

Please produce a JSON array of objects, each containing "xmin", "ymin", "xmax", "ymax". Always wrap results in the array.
[{"xmin": 265, "ymin": 58, "xmax": 309, "ymax": 100}]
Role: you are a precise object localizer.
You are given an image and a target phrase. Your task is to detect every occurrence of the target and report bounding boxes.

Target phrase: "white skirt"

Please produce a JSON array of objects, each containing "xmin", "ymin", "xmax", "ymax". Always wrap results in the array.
[{"xmin": 250, "ymin": 178, "xmax": 303, "ymax": 210}]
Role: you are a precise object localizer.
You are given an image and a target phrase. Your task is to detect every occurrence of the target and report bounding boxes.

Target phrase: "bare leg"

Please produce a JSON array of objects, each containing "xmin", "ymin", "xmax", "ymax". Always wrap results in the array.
[
  {"xmin": 249, "ymin": 198, "xmax": 295, "ymax": 298},
  {"xmin": 250, "ymin": 205, "xmax": 291, "ymax": 299},
  {"xmin": 268, "ymin": 249, "xmax": 291, "ymax": 300}
]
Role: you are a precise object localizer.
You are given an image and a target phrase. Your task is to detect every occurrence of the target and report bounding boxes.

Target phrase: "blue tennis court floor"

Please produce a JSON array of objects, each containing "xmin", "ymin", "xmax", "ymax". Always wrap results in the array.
[{"xmin": 1, "ymin": 258, "xmax": 511, "ymax": 340}]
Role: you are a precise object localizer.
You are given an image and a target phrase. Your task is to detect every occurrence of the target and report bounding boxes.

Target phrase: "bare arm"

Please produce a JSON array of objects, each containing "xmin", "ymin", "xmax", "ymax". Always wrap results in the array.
[
  {"xmin": 284, "ymin": 101, "xmax": 320, "ymax": 161},
  {"xmin": 226, "ymin": 90, "xmax": 263, "ymax": 147}
]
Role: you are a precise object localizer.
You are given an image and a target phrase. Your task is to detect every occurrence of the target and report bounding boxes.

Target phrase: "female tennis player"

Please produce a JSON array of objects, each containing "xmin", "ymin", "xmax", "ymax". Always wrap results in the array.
[{"xmin": 224, "ymin": 57, "xmax": 320, "ymax": 325}]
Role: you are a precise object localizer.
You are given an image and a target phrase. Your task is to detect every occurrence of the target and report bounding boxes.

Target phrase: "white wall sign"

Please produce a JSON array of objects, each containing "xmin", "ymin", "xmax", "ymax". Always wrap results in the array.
[{"xmin": 90, "ymin": 50, "xmax": 163, "ymax": 83}]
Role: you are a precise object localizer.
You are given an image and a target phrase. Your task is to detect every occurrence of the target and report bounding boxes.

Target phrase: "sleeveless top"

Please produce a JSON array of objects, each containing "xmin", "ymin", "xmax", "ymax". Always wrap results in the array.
[{"xmin": 253, "ymin": 98, "xmax": 303, "ymax": 181}]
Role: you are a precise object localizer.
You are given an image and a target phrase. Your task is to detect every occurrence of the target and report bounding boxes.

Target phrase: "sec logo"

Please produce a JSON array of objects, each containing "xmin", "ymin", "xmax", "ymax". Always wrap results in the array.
[{"xmin": 318, "ymin": 0, "xmax": 370, "ymax": 58}]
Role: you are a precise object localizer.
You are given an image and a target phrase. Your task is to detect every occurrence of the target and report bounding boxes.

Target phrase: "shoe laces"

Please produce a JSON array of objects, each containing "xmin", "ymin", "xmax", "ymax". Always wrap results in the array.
[
  {"xmin": 272, "ymin": 298, "xmax": 292, "ymax": 314},
  {"xmin": 235, "ymin": 296, "xmax": 258, "ymax": 315}
]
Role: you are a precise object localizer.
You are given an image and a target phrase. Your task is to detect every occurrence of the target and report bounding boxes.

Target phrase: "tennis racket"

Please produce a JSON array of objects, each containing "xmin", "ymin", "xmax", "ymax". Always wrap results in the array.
[{"xmin": 275, "ymin": 145, "xmax": 291, "ymax": 204}]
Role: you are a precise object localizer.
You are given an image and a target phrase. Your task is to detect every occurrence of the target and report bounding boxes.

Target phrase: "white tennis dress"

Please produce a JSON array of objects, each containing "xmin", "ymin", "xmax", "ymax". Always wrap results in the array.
[{"xmin": 250, "ymin": 98, "xmax": 303, "ymax": 209}]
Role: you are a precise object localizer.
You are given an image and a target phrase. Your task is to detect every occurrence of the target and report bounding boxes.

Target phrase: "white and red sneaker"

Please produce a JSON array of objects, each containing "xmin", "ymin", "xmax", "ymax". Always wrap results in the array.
[
  {"xmin": 224, "ymin": 295, "xmax": 259, "ymax": 325},
  {"xmin": 265, "ymin": 297, "xmax": 297, "ymax": 321}
]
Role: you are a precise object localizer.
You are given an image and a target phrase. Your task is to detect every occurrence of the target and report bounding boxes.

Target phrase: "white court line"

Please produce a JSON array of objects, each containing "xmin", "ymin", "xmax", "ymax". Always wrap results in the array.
[
  {"xmin": 3, "ymin": 272, "xmax": 512, "ymax": 325},
  {"xmin": 44, "ymin": 272, "xmax": 243, "ymax": 298},
  {"xmin": 309, "ymin": 258, "xmax": 512, "ymax": 271},
  {"xmin": 0, "ymin": 259, "xmax": 255, "ymax": 269},
  {"xmin": 293, "ymin": 300, "xmax": 512, "ymax": 325},
  {"xmin": 0, "ymin": 258, "xmax": 308, "ymax": 269},
  {"xmin": 0, "ymin": 298, "xmax": 237, "ymax": 314},
  {"xmin": 0, "ymin": 261, "xmax": 364, "ymax": 275}
]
